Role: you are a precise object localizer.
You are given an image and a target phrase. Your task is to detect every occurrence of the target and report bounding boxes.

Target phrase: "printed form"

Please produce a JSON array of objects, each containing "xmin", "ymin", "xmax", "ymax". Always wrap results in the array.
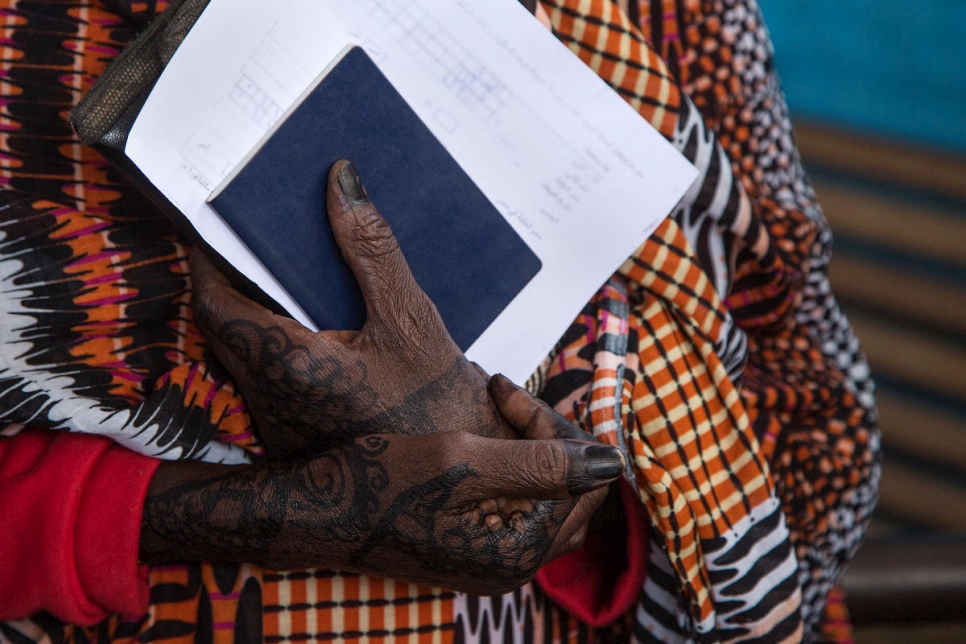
[{"xmin": 126, "ymin": 0, "xmax": 698, "ymax": 383}]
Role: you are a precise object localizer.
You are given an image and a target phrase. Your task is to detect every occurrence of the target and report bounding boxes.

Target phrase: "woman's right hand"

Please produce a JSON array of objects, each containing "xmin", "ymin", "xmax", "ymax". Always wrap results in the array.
[{"xmin": 139, "ymin": 390, "xmax": 624, "ymax": 595}]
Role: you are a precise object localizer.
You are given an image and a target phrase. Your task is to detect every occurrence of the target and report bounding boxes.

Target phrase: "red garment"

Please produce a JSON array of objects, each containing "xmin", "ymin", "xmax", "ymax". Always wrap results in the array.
[
  {"xmin": 536, "ymin": 479, "xmax": 649, "ymax": 627},
  {"xmin": 0, "ymin": 426, "xmax": 645, "ymax": 629},
  {"xmin": 0, "ymin": 430, "xmax": 160, "ymax": 625}
]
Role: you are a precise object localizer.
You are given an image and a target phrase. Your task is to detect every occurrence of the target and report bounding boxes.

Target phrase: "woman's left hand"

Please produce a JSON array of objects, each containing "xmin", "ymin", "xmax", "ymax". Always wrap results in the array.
[{"xmin": 191, "ymin": 160, "xmax": 525, "ymax": 459}]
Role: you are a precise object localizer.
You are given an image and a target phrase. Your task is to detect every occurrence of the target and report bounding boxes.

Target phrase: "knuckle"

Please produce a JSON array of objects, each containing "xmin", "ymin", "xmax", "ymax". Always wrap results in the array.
[
  {"xmin": 525, "ymin": 397, "xmax": 580, "ymax": 440},
  {"xmin": 379, "ymin": 292, "xmax": 451, "ymax": 363},
  {"xmin": 350, "ymin": 211, "xmax": 398, "ymax": 261},
  {"xmin": 524, "ymin": 396, "xmax": 552, "ymax": 428},
  {"xmin": 394, "ymin": 293, "xmax": 444, "ymax": 342},
  {"xmin": 437, "ymin": 431, "xmax": 473, "ymax": 467},
  {"xmin": 526, "ymin": 442, "xmax": 568, "ymax": 484}
]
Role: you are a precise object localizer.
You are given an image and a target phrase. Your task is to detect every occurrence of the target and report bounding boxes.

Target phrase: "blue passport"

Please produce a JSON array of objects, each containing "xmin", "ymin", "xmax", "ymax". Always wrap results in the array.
[{"xmin": 208, "ymin": 47, "xmax": 541, "ymax": 351}]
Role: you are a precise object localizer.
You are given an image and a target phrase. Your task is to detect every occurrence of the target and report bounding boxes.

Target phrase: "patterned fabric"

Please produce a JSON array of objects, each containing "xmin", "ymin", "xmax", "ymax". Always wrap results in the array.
[
  {"xmin": 813, "ymin": 587, "xmax": 854, "ymax": 644},
  {"xmin": 538, "ymin": 3, "xmax": 880, "ymax": 641},
  {"xmin": 0, "ymin": 0, "xmax": 878, "ymax": 643}
]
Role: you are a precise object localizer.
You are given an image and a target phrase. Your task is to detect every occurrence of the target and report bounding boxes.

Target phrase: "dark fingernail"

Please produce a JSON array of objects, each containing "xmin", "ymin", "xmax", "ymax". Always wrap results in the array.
[
  {"xmin": 586, "ymin": 445, "xmax": 625, "ymax": 480},
  {"xmin": 338, "ymin": 161, "xmax": 369, "ymax": 204}
]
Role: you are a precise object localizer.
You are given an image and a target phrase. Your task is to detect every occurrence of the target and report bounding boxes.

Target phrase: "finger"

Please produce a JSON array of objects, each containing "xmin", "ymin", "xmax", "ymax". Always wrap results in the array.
[
  {"xmin": 469, "ymin": 361, "xmax": 491, "ymax": 381},
  {"xmin": 325, "ymin": 160, "xmax": 440, "ymax": 334},
  {"xmin": 546, "ymin": 487, "xmax": 608, "ymax": 561},
  {"xmin": 191, "ymin": 250, "xmax": 272, "ymax": 330},
  {"xmin": 190, "ymin": 252, "xmax": 256, "ymax": 379},
  {"xmin": 190, "ymin": 251, "xmax": 314, "ymax": 357},
  {"xmin": 489, "ymin": 374, "xmax": 592, "ymax": 442},
  {"xmin": 457, "ymin": 433, "xmax": 625, "ymax": 501}
]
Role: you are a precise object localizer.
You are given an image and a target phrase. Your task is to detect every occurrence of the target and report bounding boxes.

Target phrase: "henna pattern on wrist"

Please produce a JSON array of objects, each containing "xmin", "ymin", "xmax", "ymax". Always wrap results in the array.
[{"xmin": 141, "ymin": 437, "xmax": 385, "ymax": 566}]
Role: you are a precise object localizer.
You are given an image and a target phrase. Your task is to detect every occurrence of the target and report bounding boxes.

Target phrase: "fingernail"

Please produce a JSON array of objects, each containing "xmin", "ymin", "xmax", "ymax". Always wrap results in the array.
[
  {"xmin": 338, "ymin": 161, "xmax": 369, "ymax": 204},
  {"xmin": 586, "ymin": 445, "xmax": 625, "ymax": 480}
]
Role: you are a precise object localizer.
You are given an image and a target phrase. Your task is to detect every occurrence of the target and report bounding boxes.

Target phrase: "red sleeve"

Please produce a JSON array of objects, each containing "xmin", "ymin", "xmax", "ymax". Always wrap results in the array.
[
  {"xmin": 535, "ymin": 478, "xmax": 649, "ymax": 627},
  {"xmin": 0, "ymin": 429, "xmax": 162, "ymax": 625}
]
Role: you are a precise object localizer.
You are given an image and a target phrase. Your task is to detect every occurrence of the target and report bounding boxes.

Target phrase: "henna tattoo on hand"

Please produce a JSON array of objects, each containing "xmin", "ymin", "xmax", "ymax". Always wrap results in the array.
[
  {"xmin": 140, "ymin": 434, "xmax": 566, "ymax": 592},
  {"xmin": 350, "ymin": 464, "xmax": 556, "ymax": 585},
  {"xmin": 172, "ymin": 166, "xmax": 610, "ymax": 591},
  {"xmin": 196, "ymin": 309, "xmax": 511, "ymax": 457}
]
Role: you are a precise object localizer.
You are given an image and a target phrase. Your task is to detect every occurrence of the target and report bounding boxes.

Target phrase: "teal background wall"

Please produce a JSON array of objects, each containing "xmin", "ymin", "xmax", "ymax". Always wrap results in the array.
[
  {"xmin": 756, "ymin": 0, "xmax": 966, "ymax": 539},
  {"xmin": 758, "ymin": 0, "xmax": 966, "ymax": 154}
]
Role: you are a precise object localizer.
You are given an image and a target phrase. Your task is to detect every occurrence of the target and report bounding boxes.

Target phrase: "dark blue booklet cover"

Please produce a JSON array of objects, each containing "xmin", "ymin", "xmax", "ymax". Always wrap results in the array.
[{"xmin": 208, "ymin": 46, "xmax": 540, "ymax": 351}]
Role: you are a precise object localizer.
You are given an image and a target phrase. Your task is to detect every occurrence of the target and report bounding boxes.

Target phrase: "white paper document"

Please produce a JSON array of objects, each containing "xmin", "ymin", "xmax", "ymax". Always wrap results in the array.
[{"xmin": 127, "ymin": 0, "xmax": 698, "ymax": 383}]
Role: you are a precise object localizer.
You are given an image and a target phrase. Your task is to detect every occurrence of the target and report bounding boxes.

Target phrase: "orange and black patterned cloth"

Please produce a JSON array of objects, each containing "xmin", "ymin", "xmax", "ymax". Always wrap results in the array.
[{"xmin": 0, "ymin": 0, "xmax": 878, "ymax": 642}]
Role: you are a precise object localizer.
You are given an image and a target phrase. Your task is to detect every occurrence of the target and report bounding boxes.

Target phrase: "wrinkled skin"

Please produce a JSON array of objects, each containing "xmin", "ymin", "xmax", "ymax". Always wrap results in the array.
[
  {"xmin": 190, "ymin": 160, "xmax": 518, "ymax": 460},
  {"xmin": 138, "ymin": 161, "xmax": 623, "ymax": 594}
]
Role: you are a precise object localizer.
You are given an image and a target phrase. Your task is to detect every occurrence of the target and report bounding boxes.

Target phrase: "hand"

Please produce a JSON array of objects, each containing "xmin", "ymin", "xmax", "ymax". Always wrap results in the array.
[
  {"xmin": 486, "ymin": 373, "xmax": 622, "ymax": 555},
  {"xmin": 139, "ymin": 395, "xmax": 625, "ymax": 595},
  {"xmin": 191, "ymin": 160, "xmax": 521, "ymax": 459}
]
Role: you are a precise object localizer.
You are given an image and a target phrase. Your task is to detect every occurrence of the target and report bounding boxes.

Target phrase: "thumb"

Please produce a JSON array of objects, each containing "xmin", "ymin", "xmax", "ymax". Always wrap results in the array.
[
  {"xmin": 457, "ymin": 433, "xmax": 625, "ymax": 502},
  {"xmin": 325, "ymin": 160, "xmax": 441, "ymax": 336}
]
